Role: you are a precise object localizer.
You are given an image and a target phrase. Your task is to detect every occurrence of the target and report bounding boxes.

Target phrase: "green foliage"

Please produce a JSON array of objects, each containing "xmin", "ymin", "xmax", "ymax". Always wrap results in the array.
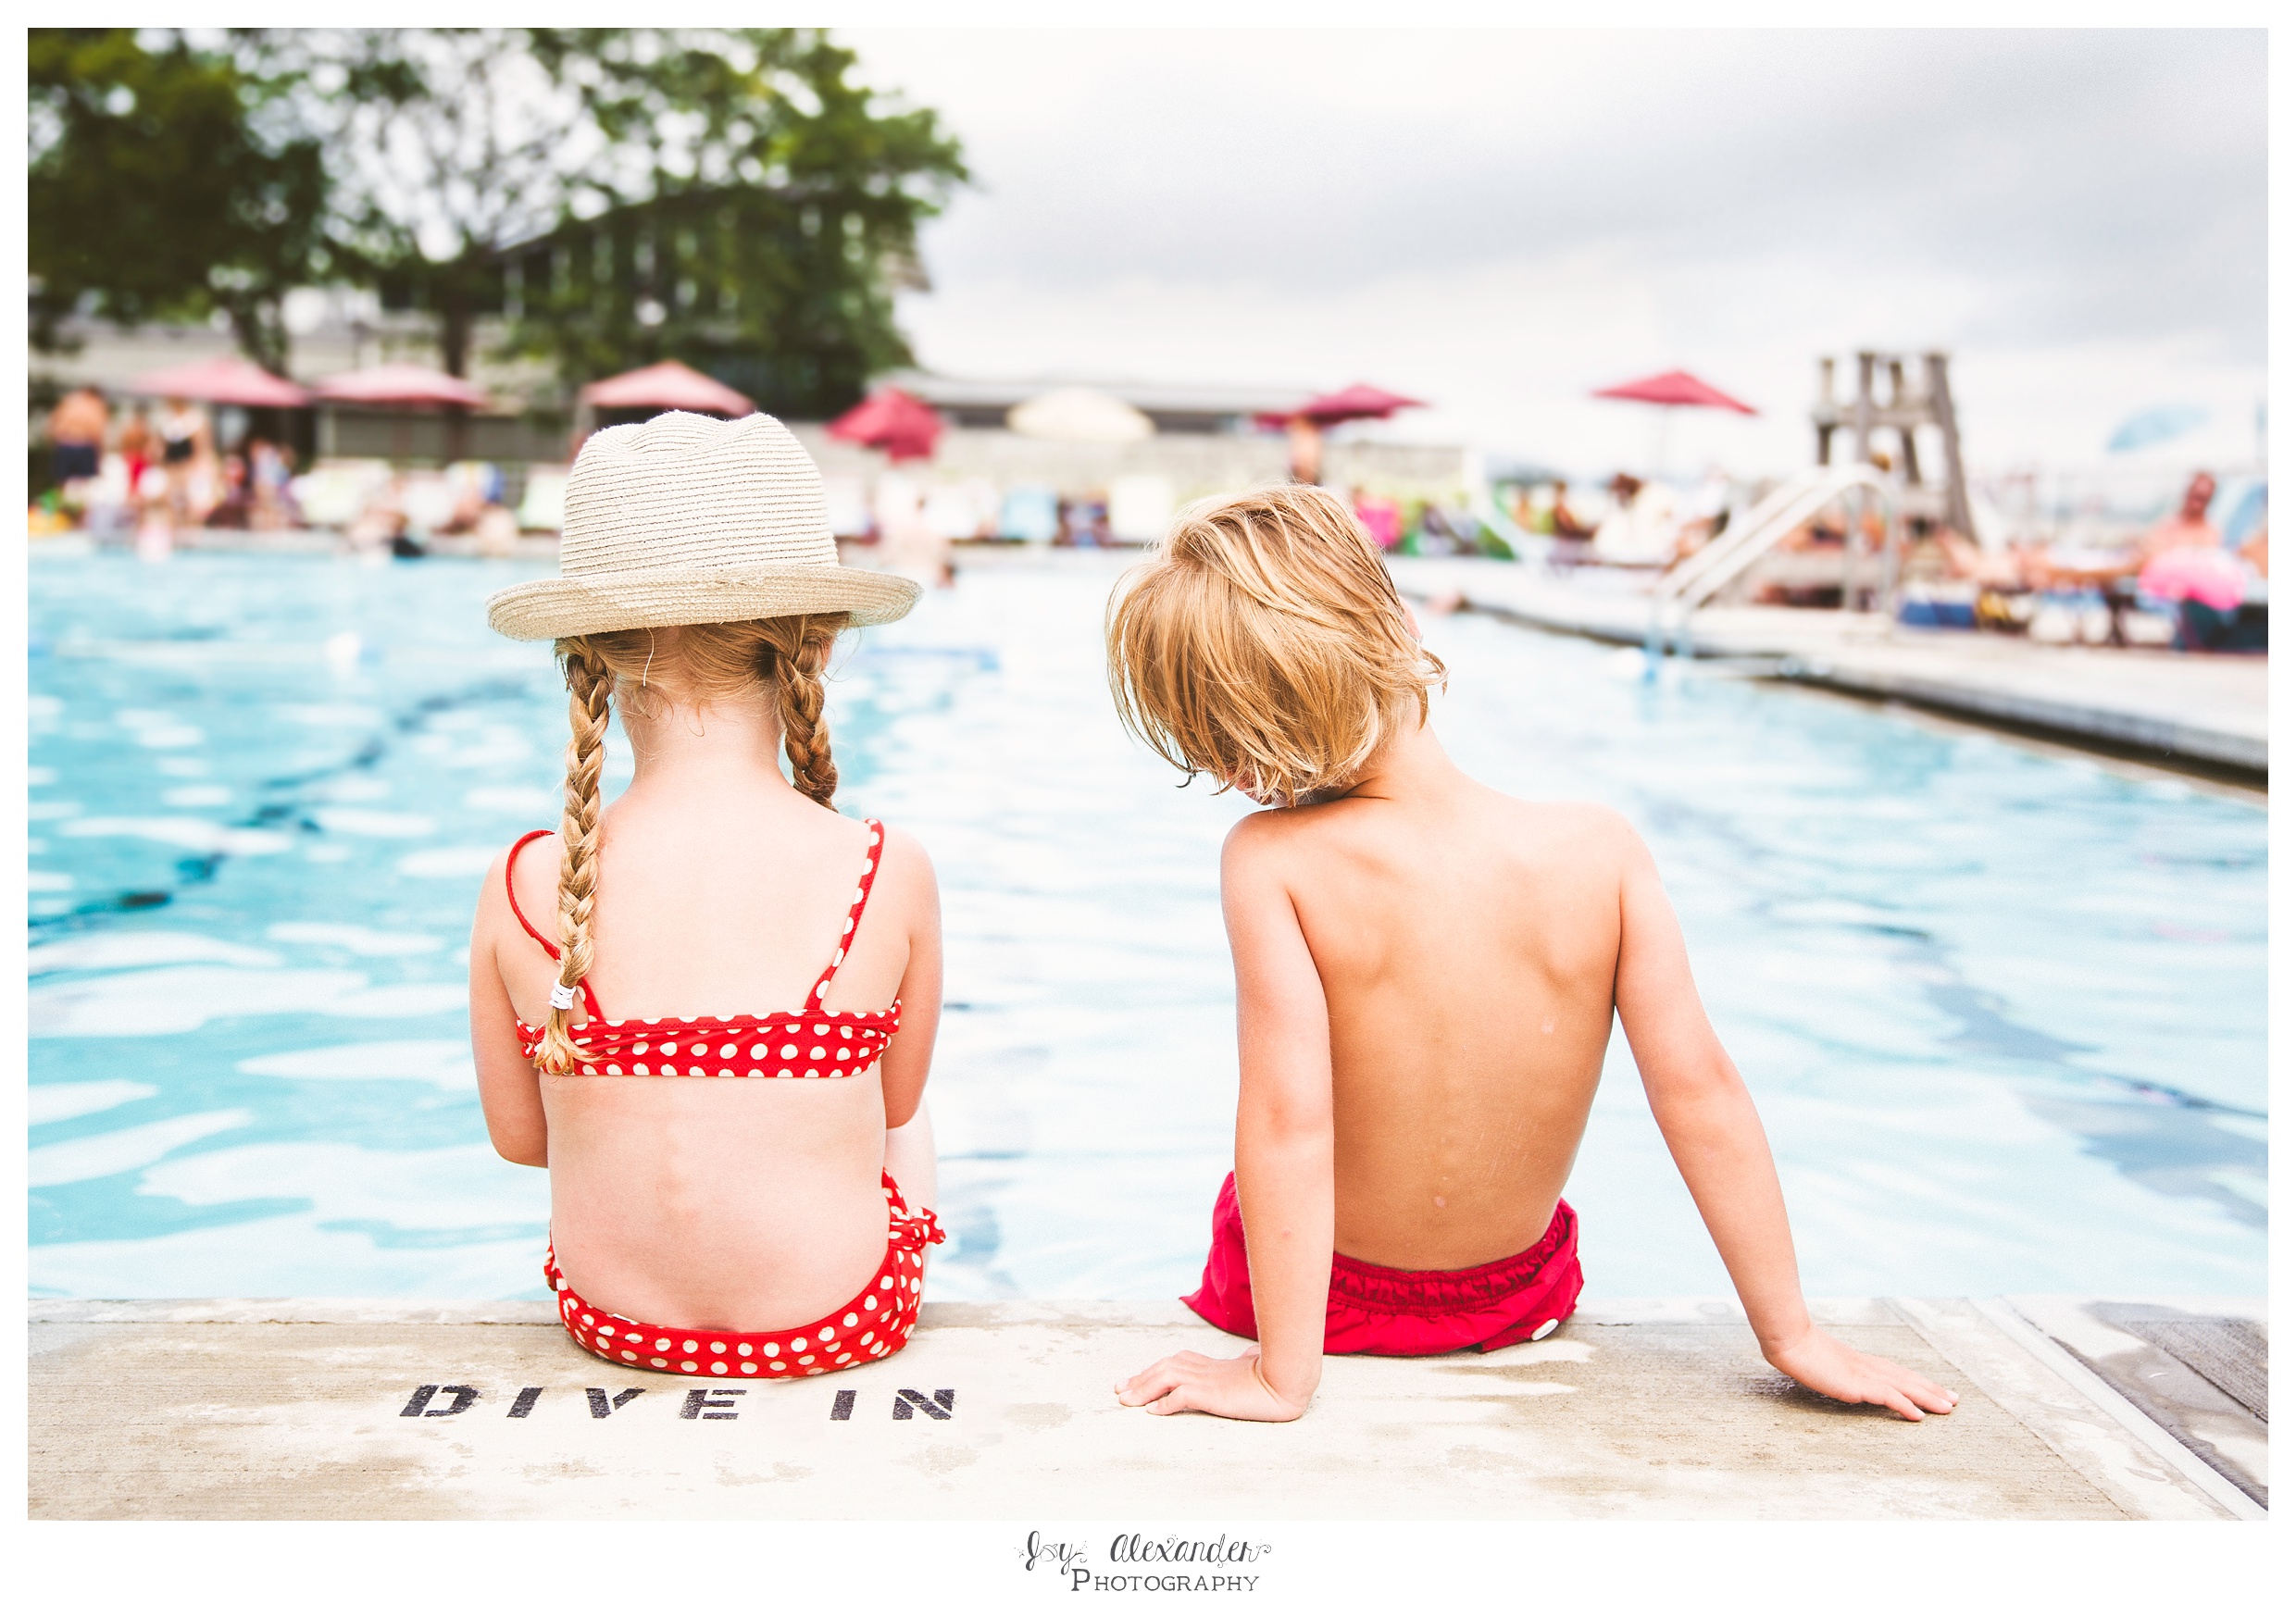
[
  {"xmin": 31, "ymin": 28, "xmax": 965, "ymax": 411},
  {"xmin": 29, "ymin": 29, "xmax": 331, "ymax": 372},
  {"xmin": 505, "ymin": 30, "xmax": 967, "ymax": 417},
  {"xmin": 258, "ymin": 28, "xmax": 967, "ymax": 410}
]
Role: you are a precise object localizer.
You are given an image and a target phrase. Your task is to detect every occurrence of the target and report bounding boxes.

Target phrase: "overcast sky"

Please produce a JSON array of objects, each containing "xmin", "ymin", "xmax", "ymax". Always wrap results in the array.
[{"xmin": 843, "ymin": 28, "xmax": 2266, "ymax": 480}]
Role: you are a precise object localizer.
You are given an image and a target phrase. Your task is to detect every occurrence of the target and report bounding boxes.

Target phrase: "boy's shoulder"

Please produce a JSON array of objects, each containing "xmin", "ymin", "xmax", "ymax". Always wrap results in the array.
[
  {"xmin": 1225, "ymin": 792, "xmax": 1640, "ymax": 865},
  {"xmin": 1220, "ymin": 801, "xmax": 1340, "ymax": 883},
  {"xmin": 1499, "ymin": 794, "xmax": 1639, "ymax": 845},
  {"xmin": 1528, "ymin": 792, "xmax": 1655, "ymax": 860}
]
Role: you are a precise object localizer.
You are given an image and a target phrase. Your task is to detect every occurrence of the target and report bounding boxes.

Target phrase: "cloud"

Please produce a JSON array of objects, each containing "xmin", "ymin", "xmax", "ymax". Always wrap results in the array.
[{"xmin": 846, "ymin": 28, "xmax": 2265, "ymax": 470}]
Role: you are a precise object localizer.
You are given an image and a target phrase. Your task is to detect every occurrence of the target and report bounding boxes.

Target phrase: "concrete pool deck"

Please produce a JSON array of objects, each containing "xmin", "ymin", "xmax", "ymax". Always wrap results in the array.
[
  {"xmin": 1385, "ymin": 556, "xmax": 2268, "ymax": 777},
  {"xmin": 30, "ymin": 1295, "xmax": 2264, "ymax": 1521}
]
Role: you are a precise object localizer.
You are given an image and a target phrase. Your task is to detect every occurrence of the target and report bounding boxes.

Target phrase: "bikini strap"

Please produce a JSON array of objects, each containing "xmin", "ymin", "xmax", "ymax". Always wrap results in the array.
[
  {"xmin": 807, "ymin": 819, "xmax": 886, "ymax": 1009},
  {"xmin": 504, "ymin": 829, "xmax": 603, "ymax": 1022}
]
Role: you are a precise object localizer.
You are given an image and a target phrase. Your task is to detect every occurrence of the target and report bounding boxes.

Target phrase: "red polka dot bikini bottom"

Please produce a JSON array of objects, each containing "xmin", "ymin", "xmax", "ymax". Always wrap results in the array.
[{"xmin": 544, "ymin": 1173, "xmax": 946, "ymax": 1378}]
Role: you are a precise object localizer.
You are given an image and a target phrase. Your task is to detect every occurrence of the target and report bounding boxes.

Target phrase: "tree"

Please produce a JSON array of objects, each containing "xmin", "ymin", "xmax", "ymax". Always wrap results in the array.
[
  {"xmin": 268, "ymin": 28, "xmax": 967, "ymax": 414},
  {"xmin": 29, "ymin": 29, "xmax": 331, "ymax": 373}
]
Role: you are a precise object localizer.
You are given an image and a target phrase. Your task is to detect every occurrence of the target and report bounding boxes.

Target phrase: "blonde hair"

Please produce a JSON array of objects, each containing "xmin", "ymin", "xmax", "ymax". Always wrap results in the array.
[
  {"xmin": 532, "ymin": 613, "xmax": 846, "ymax": 1073},
  {"xmin": 1105, "ymin": 484, "xmax": 1445, "ymax": 808}
]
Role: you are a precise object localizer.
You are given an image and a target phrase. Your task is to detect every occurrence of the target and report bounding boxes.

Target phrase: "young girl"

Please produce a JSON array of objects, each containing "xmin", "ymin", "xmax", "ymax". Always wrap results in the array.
[
  {"xmin": 1104, "ymin": 485, "xmax": 1957, "ymax": 1424},
  {"xmin": 469, "ymin": 410, "xmax": 945, "ymax": 1379}
]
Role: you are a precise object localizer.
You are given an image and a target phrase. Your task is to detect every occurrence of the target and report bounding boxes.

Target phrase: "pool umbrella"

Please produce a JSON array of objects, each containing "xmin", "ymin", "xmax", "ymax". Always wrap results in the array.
[
  {"xmin": 1591, "ymin": 367, "xmax": 1757, "ymax": 477},
  {"xmin": 580, "ymin": 360, "xmax": 755, "ymax": 418},
  {"xmin": 1006, "ymin": 387, "xmax": 1153, "ymax": 443},
  {"xmin": 828, "ymin": 387, "xmax": 942, "ymax": 462},
  {"xmin": 310, "ymin": 365, "xmax": 493, "ymax": 465},
  {"xmin": 126, "ymin": 354, "xmax": 310, "ymax": 407},
  {"xmin": 1295, "ymin": 382, "xmax": 1428, "ymax": 426},
  {"xmin": 1254, "ymin": 382, "xmax": 1428, "ymax": 429},
  {"xmin": 309, "ymin": 364, "xmax": 492, "ymax": 409},
  {"xmin": 2107, "ymin": 404, "xmax": 2209, "ymax": 454},
  {"xmin": 1591, "ymin": 369, "xmax": 1758, "ymax": 415}
]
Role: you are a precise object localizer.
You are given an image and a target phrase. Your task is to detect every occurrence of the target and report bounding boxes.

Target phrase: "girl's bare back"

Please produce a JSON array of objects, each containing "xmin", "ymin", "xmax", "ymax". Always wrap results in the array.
[
  {"xmin": 1252, "ymin": 788, "xmax": 1626, "ymax": 1270},
  {"xmin": 469, "ymin": 670, "xmax": 942, "ymax": 1335}
]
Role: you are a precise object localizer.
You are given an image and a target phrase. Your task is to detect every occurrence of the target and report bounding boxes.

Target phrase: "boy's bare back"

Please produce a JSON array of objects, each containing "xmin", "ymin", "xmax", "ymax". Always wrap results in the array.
[
  {"xmin": 1111, "ymin": 485, "xmax": 1955, "ymax": 1424},
  {"xmin": 1234, "ymin": 783, "xmax": 1628, "ymax": 1271}
]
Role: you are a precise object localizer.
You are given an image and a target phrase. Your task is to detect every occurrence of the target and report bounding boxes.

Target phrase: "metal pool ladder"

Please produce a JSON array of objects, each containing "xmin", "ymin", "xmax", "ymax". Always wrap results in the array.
[{"xmin": 1643, "ymin": 463, "xmax": 1902, "ymax": 667}]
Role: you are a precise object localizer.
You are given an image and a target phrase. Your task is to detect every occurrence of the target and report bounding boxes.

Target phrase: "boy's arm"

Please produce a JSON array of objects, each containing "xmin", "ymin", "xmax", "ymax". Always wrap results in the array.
[
  {"xmin": 1117, "ymin": 819, "xmax": 1331, "ymax": 1421},
  {"xmin": 1612, "ymin": 822, "xmax": 1956, "ymax": 1422}
]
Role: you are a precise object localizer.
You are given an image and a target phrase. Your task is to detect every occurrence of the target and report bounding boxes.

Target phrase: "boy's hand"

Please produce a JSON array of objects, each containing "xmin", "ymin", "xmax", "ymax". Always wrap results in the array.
[
  {"xmin": 1762, "ymin": 1326, "xmax": 1959, "ymax": 1422},
  {"xmin": 1116, "ymin": 1347, "xmax": 1309, "ymax": 1423}
]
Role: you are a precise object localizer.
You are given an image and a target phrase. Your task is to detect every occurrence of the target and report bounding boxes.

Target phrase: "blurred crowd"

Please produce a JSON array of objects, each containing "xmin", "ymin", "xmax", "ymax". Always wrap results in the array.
[
  {"xmin": 34, "ymin": 384, "xmax": 535, "ymax": 557},
  {"xmin": 1918, "ymin": 469, "xmax": 2268, "ymax": 651},
  {"xmin": 1495, "ymin": 463, "xmax": 2267, "ymax": 653},
  {"xmin": 38, "ymin": 386, "xmax": 304, "ymax": 541},
  {"xmin": 32, "ymin": 379, "xmax": 2267, "ymax": 655}
]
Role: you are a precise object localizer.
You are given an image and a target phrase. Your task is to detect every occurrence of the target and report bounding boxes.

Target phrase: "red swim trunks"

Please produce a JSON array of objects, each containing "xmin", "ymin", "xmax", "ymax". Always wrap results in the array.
[{"xmin": 1180, "ymin": 1172, "xmax": 1583, "ymax": 1356}]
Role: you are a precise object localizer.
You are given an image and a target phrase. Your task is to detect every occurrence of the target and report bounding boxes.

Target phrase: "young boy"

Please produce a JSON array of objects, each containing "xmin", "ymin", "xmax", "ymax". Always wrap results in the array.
[{"xmin": 1104, "ymin": 485, "xmax": 1956, "ymax": 1424}]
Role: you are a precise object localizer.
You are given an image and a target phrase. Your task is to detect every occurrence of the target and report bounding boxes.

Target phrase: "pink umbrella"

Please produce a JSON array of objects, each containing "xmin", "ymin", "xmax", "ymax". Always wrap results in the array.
[
  {"xmin": 1591, "ymin": 368, "xmax": 1757, "ymax": 416},
  {"xmin": 1591, "ymin": 368, "xmax": 1757, "ymax": 477},
  {"xmin": 828, "ymin": 387, "xmax": 942, "ymax": 463},
  {"xmin": 310, "ymin": 364, "xmax": 492, "ymax": 409},
  {"xmin": 580, "ymin": 360, "xmax": 755, "ymax": 418},
  {"xmin": 1254, "ymin": 382, "xmax": 1428, "ymax": 429},
  {"xmin": 126, "ymin": 354, "xmax": 309, "ymax": 407}
]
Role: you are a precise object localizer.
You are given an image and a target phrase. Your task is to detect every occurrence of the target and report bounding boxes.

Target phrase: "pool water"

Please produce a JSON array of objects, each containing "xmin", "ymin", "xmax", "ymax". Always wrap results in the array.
[{"xmin": 28, "ymin": 551, "xmax": 2266, "ymax": 1301}]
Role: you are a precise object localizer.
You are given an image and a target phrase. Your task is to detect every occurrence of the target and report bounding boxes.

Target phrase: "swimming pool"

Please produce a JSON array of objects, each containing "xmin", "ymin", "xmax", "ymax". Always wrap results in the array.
[{"xmin": 29, "ymin": 550, "xmax": 2266, "ymax": 1302}]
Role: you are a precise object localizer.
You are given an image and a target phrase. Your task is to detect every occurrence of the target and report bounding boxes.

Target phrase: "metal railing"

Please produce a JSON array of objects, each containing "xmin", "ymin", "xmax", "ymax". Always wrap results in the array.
[{"xmin": 1644, "ymin": 465, "xmax": 1900, "ymax": 662}]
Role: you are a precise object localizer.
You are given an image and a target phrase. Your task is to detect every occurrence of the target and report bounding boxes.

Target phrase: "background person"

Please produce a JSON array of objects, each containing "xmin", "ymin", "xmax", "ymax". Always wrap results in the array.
[
  {"xmin": 2029, "ymin": 469, "xmax": 2220, "ymax": 591},
  {"xmin": 45, "ymin": 385, "xmax": 110, "ymax": 500},
  {"xmin": 1548, "ymin": 479, "xmax": 1594, "ymax": 542},
  {"xmin": 1286, "ymin": 417, "xmax": 1324, "ymax": 486},
  {"xmin": 155, "ymin": 395, "xmax": 215, "ymax": 525},
  {"xmin": 1351, "ymin": 484, "xmax": 1402, "ymax": 551},
  {"xmin": 116, "ymin": 406, "xmax": 154, "ymax": 505},
  {"xmin": 247, "ymin": 439, "xmax": 293, "ymax": 531}
]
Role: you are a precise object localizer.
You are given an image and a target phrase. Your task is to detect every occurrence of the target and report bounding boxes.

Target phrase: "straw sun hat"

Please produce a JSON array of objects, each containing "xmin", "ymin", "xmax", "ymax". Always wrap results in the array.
[{"xmin": 485, "ymin": 410, "xmax": 920, "ymax": 640}]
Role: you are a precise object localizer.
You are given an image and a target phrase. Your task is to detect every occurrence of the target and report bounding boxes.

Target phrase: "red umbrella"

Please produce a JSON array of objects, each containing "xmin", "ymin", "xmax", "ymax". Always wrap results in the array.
[
  {"xmin": 1592, "ymin": 368, "xmax": 1756, "ymax": 479},
  {"xmin": 827, "ymin": 387, "xmax": 942, "ymax": 462},
  {"xmin": 580, "ymin": 360, "xmax": 755, "ymax": 417},
  {"xmin": 126, "ymin": 354, "xmax": 309, "ymax": 407},
  {"xmin": 310, "ymin": 364, "xmax": 492, "ymax": 408},
  {"xmin": 1591, "ymin": 369, "xmax": 1757, "ymax": 416},
  {"xmin": 1254, "ymin": 382, "xmax": 1428, "ymax": 429}
]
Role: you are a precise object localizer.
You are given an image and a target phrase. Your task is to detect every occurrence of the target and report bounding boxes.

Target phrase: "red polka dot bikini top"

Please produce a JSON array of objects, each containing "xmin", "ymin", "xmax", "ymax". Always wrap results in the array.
[{"xmin": 505, "ymin": 818, "xmax": 900, "ymax": 1080}]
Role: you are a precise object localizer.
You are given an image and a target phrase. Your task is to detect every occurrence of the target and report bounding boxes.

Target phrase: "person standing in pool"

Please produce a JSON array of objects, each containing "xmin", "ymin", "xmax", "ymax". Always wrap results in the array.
[
  {"xmin": 45, "ymin": 385, "xmax": 109, "ymax": 499},
  {"xmin": 468, "ymin": 411, "xmax": 946, "ymax": 1379},
  {"xmin": 1104, "ymin": 485, "xmax": 1959, "ymax": 1424},
  {"xmin": 155, "ymin": 395, "xmax": 214, "ymax": 522}
]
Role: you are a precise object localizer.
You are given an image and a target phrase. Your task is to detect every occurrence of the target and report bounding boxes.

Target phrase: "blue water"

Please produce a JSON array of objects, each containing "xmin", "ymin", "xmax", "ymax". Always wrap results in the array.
[{"xmin": 28, "ymin": 550, "xmax": 2266, "ymax": 1301}]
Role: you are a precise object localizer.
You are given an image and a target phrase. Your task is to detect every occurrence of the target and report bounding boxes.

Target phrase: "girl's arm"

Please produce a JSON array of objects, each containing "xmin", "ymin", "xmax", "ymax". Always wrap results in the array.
[
  {"xmin": 872, "ymin": 826, "xmax": 942, "ymax": 1132},
  {"xmin": 469, "ymin": 852, "xmax": 548, "ymax": 1167},
  {"xmin": 1613, "ymin": 824, "xmax": 1955, "ymax": 1422},
  {"xmin": 1117, "ymin": 819, "xmax": 1331, "ymax": 1422}
]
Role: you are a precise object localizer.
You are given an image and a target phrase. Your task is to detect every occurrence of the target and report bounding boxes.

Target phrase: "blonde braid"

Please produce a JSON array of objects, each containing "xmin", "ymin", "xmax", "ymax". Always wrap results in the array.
[
  {"xmin": 537, "ymin": 639, "xmax": 614, "ymax": 1073},
  {"xmin": 770, "ymin": 617, "xmax": 841, "ymax": 809}
]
